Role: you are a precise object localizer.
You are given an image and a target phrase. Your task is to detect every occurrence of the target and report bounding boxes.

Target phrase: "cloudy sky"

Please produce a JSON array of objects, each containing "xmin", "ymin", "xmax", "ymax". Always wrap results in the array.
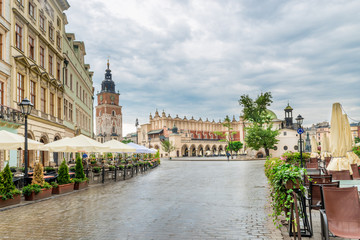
[{"xmin": 65, "ymin": 0, "xmax": 360, "ymax": 136}]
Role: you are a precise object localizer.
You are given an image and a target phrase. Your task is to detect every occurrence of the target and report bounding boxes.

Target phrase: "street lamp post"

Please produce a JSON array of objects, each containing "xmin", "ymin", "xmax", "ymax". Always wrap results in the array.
[
  {"xmin": 296, "ymin": 114, "xmax": 304, "ymax": 168},
  {"xmin": 19, "ymin": 98, "xmax": 34, "ymax": 186},
  {"xmin": 148, "ymin": 137, "xmax": 151, "ymax": 148},
  {"xmin": 135, "ymin": 118, "xmax": 139, "ymax": 144}
]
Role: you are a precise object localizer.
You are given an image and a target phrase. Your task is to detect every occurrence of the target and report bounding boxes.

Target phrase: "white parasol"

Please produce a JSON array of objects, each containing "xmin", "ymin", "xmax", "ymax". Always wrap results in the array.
[{"xmin": 0, "ymin": 130, "xmax": 43, "ymax": 150}]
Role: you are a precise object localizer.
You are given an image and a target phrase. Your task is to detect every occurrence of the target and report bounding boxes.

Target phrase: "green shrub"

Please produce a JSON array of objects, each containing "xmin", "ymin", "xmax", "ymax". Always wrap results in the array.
[
  {"xmin": 22, "ymin": 184, "xmax": 42, "ymax": 196},
  {"xmin": 127, "ymin": 164, "xmax": 133, "ymax": 169},
  {"xmin": 42, "ymin": 182, "xmax": 52, "ymax": 189},
  {"xmin": 10, "ymin": 167, "xmax": 17, "ymax": 172},
  {"xmin": 90, "ymin": 160, "xmax": 97, "ymax": 164},
  {"xmin": 57, "ymin": 160, "xmax": 71, "ymax": 185},
  {"xmin": 44, "ymin": 166, "xmax": 55, "ymax": 172},
  {"xmin": 51, "ymin": 182, "xmax": 58, "ymax": 188},
  {"xmin": 118, "ymin": 165, "xmax": 125, "ymax": 170},
  {"xmin": 353, "ymin": 146, "xmax": 360, "ymax": 158},
  {"xmin": 0, "ymin": 164, "xmax": 18, "ymax": 200},
  {"xmin": 93, "ymin": 167, "xmax": 101, "ymax": 173},
  {"xmin": 73, "ymin": 177, "xmax": 88, "ymax": 183},
  {"xmin": 75, "ymin": 155, "xmax": 85, "ymax": 180},
  {"xmin": 109, "ymin": 165, "xmax": 116, "ymax": 171}
]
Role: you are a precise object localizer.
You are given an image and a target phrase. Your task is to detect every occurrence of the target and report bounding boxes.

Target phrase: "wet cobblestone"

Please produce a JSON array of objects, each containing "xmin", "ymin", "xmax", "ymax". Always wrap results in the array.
[{"xmin": 0, "ymin": 160, "xmax": 282, "ymax": 239}]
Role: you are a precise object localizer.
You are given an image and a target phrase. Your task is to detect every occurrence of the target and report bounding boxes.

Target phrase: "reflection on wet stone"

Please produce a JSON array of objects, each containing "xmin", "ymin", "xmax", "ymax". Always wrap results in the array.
[{"xmin": 0, "ymin": 160, "xmax": 283, "ymax": 239}]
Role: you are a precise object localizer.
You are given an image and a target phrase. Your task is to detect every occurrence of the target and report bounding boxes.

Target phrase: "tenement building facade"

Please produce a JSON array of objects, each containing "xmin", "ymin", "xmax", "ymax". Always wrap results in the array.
[
  {"xmin": 0, "ymin": 0, "xmax": 94, "ymax": 169},
  {"xmin": 95, "ymin": 61, "xmax": 122, "ymax": 143}
]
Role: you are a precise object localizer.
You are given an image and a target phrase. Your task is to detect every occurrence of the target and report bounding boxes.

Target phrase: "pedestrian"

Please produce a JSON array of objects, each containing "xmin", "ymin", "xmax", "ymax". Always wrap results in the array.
[{"xmin": 226, "ymin": 151, "xmax": 230, "ymax": 161}]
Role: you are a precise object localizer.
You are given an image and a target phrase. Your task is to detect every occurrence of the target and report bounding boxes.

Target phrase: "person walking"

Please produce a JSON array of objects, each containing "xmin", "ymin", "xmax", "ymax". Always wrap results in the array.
[{"xmin": 226, "ymin": 151, "xmax": 230, "ymax": 161}]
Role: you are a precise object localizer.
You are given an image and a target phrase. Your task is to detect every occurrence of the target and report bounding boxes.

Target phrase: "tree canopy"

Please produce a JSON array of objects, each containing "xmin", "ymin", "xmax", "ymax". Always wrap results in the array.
[
  {"xmin": 161, "ymin": 140, "xmax": 176, "ymax": 158},
  {"xmin": 239, "ymin": 92, "xmax": 279, "ymax": 157}
]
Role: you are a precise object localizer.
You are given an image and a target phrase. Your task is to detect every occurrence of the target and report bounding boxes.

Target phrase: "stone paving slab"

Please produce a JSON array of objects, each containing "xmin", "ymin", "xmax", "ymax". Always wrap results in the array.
[{"xmin": 0, "ymin": 159, "xmax": 282, "ymax": 239}]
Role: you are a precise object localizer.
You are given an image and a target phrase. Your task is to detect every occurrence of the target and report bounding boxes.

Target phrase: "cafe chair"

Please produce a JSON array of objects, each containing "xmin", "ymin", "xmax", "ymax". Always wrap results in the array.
[{"xmin": 320, "ymin": 186, "xmax": 360, "ymax": 240}]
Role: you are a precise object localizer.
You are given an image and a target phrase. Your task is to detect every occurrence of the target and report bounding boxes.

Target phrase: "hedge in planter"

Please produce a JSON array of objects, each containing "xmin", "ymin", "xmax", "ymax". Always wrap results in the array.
[
  {"xmin": 23, "ymin": 182, "xmax": 52, "ymax": 201},
  {"xmin": 74, "ymin": 155, "xmax": 88, "ymax": 190},
  {"xmin": 53, "ymin": 160, "xmax": 74, "ymax": 194},
  {"xmin": 0, "ymin": 164, "xmax": 21, "ymax": 207},
  {"xmin": 265, "ymin": 159, "xmax": 308, "ymax": 228}
]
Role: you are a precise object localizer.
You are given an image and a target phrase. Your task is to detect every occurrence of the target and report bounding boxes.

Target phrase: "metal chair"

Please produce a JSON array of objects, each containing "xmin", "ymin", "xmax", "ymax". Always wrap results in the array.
[
  {"xmin": 329, "ymin": 170, "xmax": 351, "ymax": 180},
  {"xmin": 350, "ymin": 164, "xmax": 360, "ymax": 180},
  {"xmin": 320, "ymin": 186, "xmax": 360, "ymax": 240}
]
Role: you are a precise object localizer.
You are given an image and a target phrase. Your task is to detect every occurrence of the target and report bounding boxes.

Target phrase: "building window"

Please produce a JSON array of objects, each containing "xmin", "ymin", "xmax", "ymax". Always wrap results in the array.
[
  {"xmin": 29, "ymin": 2, "xmax": 35, "ymax": 19},
  {"xmin": 0, "ymin": 81, "xmax": 3, "ymax": 105},
  {"xmin": 283, "ymin": 146, "xmax": 288, "ymax": 151},
  {"xmin": 48, "ymin": 55, "xmax": 53, "ymax": 75},
  {"xmin": 17, "ymin": 0, "xmax": 23, "ymax": 6},
  {"xmin": 294, "ymin": 145, "xmax": 298, "ymax": 150},
  {"xmin": 50, "ymin": 93, "xmax": 54, "ymax": 116},
  {"xmin": 40, "ymin": 15, "xmax": 45, "ymax": 31},
  {"xmin": 40, "ymin": 46, "xmax": 45, "ymax": 68},
  {"xmin": 0, "ymin": 34, "xmax": 3, "ymax": 60},
  {"xmin": 30, "ymin": 81, "xmax": 36, "ymax": 107},
  {"xmin": 70, "ymin": 74, "xmax": 73, "ymax": 90},
  {"xmin": 57, "ymin": 17, "xmax": 61, "ymax": 29},
  {"xmin": 283, "ymin": 131, "xmax": 287, "ymax": 136},
  {"xmin": 76, "ymin": 82, "xmax": 78, "ymax": 97},
  {"xmin": 69, "ymin": 103, "xmax": 73, "ymax": 122},
  {"xmin": 49, "ymin": 24, "xmax": 53, "ymax": 41},
  {"xmin": 29, "ymin": 36, "xmax": 35, "ymax": 60},
  {"xmin": 112, "ymin": 126, "xmax": 115, "ymax": 133},
  {"xmin": 82, "ymin": 90, "xmax": 85, "ymax": 102},
  {"xmin": 57, "ymin": 97, "xmax": 61, "ymax": 118},
  {"xmin": 56, "ymin": 61, "xmax": 60, "ymax": 80},
  {"xmin": 274, "ymin": 146, "xmax": 278, "ymax": 151},
  {"xmin": 79, "ymin": 86, "xmax": 82, "ymax": 100},
  {"xmin": 15, "ymin": 24, "xmax": 22, "ymax": 50},
  {"xmin": 40, "ymin": 87, "xmax": 46, "ymax": 113},
  {"xmin": 112, "ymin": 110, "xmax": 115, "ymax": 116},
  {"xmin": 65, "ymin": 68, "xmax": 68, "ymax": 86},
  {"xmin": 56, "ymin": 33, "xmax": 61, "ymax": 48},
  {"xmin": 17, "ymin": 73, "xmax": 24, "ymax": 103},
  {"xmin": 64, "ymin": 99, "xmax": 67, "ymax": 120}
]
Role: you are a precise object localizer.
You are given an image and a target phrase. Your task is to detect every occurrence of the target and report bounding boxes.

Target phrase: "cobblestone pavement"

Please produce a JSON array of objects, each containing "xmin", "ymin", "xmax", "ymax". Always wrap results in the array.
[{"xmin": 0, "ymin": 159, "xmax": 283, "ymax": 240}]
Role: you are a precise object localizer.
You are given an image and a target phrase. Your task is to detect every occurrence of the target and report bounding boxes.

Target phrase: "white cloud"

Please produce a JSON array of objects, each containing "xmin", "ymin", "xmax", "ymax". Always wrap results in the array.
[{"xmin": 66, "ymin": 0, "xmax": 360, "ymax": 136}]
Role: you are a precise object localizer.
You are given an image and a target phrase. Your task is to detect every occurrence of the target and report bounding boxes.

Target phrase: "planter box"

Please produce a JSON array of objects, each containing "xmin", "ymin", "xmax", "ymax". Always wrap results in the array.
[
  {"xmin": 285, "ymin": 179, "xmax": 301, "ymax": 190},
  {"xmin": 74, "ymin": 181, "xmax": 88, "ymax": 190},
  {"xmin": 0, "ymin": 194, "xmax": 21, "ymax": 208},
  {"xmin": 52, "ymin": 183, "xmax": 75, "ymax": 194},
  {"xmin": 25, "ymin": 188, "xmax": 52, "ymax": 201}
]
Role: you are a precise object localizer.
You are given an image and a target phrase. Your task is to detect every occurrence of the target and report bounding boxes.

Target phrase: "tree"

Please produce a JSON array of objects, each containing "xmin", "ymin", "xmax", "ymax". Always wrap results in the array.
[
  {"xmin": 239, "ymin": 92, "xmax": 279, "ymax": 157},
  {"xmin": 121, "ymin": 138, "xmax": 132, "ymax": 144},
  {"xmin": 355, "ymin": 137, "xmax": 360, "ymax": 144},
  {"xmin": 214, "ymin": 116, "xmax": 238, "ymax": 158},
  {"xmin": 32, "ymin": 162, "xmax": 45, "ymax": 186},
  {"xmin": 227, "ymin": 141, "xmax": 243, "ymax": 154},
  {"xmin": 161, "ymin": 140, "xmax": 176, "ymax": 159},
  {"xmin": 75, "ymin": 155, "xmax": 85, "ymax": 180},
  {"xmin": 57, "ymin": 160, "xmax": 70, "ymax": 185}
]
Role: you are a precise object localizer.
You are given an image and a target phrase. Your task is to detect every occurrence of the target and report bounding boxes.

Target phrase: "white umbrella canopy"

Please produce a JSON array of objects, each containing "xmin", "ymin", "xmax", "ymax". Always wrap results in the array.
[
  {"xmin": 321, "ymin": 133, "xmax": 331, "ymax": 159},
  {"xmin": 42, "ymin": 134, "xmax": 109, "ymax": 152},
  {"xmin": 327, "ymin": 103, "xmax": 359, "ymax": 171},
  {"xmin": 102, "ymin": 140, "xmax": 136, "ymax": 153},
  {"xmin": 0, "ymin": 130, "xmax": 43, "ymax": 150},
  {"xmin": 310, "ymin": 136, "xmax": 318, "ymax": 158},
  {"xmin": 127, "ymin": 142, "xmax": 152, "ymax": 154},
  {"xmin": 343, "ymin": 114, "xmax": 353, "ymax": 151},
  {"xmin": 149, "ymin": 148, "xmax": 158, "ymax": 154}
]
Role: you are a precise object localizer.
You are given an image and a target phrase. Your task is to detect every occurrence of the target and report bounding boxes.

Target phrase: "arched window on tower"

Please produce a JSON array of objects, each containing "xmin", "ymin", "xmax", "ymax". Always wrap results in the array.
[
  {"xmin": 112, "ymin": 126, "xmax": 115, "ymax": 133},
  {"xmin": 112, "ymin": 110, "xmax": 115, "ymax": 116},
  {"xmin": 99, "ymin": 110, "xmax": 102, "ymax": 116}
]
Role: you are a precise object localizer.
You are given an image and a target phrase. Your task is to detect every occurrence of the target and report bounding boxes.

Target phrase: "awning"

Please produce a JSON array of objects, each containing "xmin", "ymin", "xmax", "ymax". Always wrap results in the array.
[{"xmin": 148, "ymin": 129, "xmax": 163, "ymax": 135}]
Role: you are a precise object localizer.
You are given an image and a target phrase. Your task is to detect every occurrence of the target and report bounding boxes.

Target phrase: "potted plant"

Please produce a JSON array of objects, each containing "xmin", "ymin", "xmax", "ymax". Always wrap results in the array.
[
  {"xmin": 73, "ymin": 155, "xmax": 88, "ymax": 190},
  {"xmin": 109, "ymin": 165, "xmax": 116, "ymax": 171},
  {"xmin": 265, "ymin": 158, "xmax": 308, "ymax": 228},
  {"xmin": 92, "ymin": 166, "xmax": 101, "ymax": 173},
  {"xmin": 0, "ymin": 164, "xmax": 21, "ymax": 208},
  {"xmin": 23, "ymin": 162, "xmax": 53, "ymax": 201},
  {"xmin": 53, "ymin": 160, "xmax": 74, "ymax": 194},
  {"xmin": 44, "ymin": 166, "xmax": 56, "ymax": 173}
]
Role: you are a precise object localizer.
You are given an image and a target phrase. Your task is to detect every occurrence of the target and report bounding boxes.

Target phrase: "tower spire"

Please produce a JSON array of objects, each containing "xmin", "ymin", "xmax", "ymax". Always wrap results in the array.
[{"xmin": 107, "ymin": 58, "xmax": 110, "ymax": 69}]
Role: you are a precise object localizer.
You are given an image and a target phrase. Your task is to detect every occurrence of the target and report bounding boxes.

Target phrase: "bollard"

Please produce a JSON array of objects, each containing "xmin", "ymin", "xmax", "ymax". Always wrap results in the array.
[
  {"xmin": 102, "ymin": 166, "xmax": 105, "ymax": 184},
  {"xmin": 123, "ymin": 165, "xmax": 126, "ymax": 180},
  {"xmin": 114, "ymin": 167, "xmax": 117, "ymax": 182}
]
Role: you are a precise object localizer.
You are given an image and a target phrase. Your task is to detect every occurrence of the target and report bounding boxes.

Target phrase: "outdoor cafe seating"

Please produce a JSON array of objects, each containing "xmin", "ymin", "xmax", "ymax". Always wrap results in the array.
[{"xmin": 320, "ymin": 186, "xmax": 360, "ymax": 240}]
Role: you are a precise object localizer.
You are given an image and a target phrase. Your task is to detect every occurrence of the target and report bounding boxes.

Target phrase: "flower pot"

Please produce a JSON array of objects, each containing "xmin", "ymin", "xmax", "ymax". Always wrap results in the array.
[
  {"xmin": 25, "ymin": 188, "xmax": 52, "ymax": 201},
  {"xmin": 0, "ymin": 194, "xmax": 21, "ymax": 208},
  {"xmin": 285, "ymin": 179, "xmax": 301, "ymax": 190},
  {"xmin": 74, "ymin": 181, "xmax": 88, "ymax": 190},
  {"xmin": 52, "ymin": 182, "xmax": 75, "ymax": 194}
]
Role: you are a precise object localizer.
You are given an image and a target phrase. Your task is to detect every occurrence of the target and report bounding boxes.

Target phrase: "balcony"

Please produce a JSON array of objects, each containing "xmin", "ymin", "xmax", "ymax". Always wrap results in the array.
[{"xmin": 0, "ymin": 104, "xmax": 24, "ymax": 125}]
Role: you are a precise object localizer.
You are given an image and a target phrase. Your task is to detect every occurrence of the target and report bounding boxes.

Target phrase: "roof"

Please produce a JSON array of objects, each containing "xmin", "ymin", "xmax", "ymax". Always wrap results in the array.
[
  {"xmin": 148, "ymin": 129, "xmax": 163, "ymax": 135},
  {"xmin": 284, "ymin": 103, "xmax": 293, "ymax": 111},
  {"xmin": 266, "ymin": 109, "xmax": 278, "ymax": 120}
]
